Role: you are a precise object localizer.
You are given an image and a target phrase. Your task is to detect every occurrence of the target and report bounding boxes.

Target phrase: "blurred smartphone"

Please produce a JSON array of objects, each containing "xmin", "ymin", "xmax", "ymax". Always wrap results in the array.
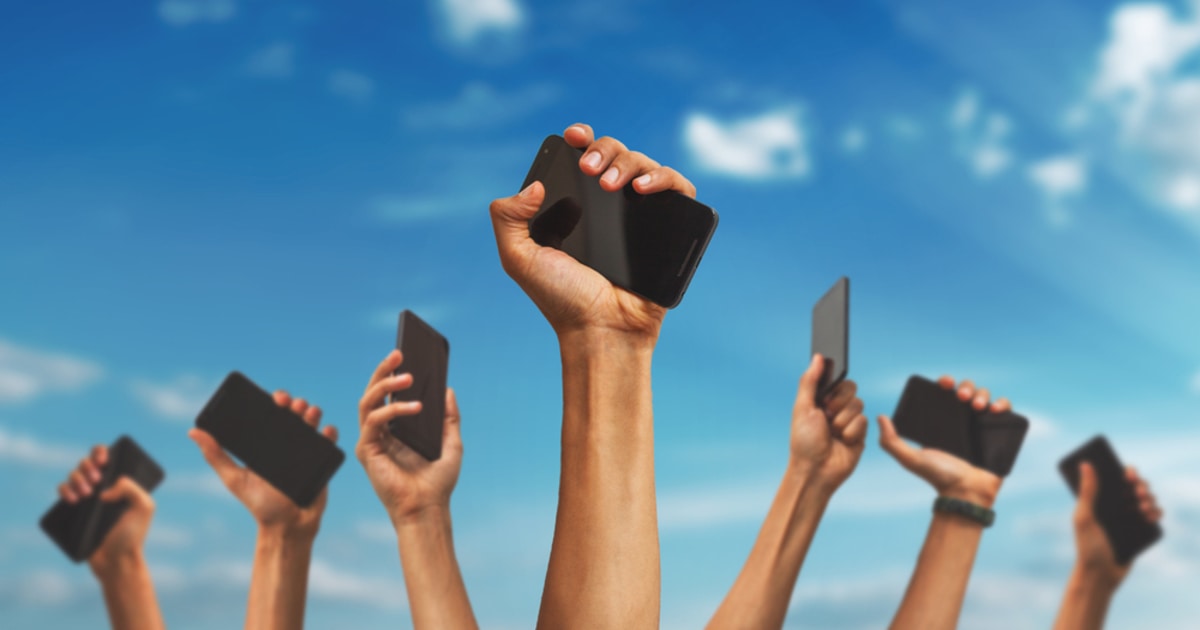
[
  {"xmin": 388, "ymin": 310, "xmax": 449, "ymax": 461},
  {"xmin": 521, "ymin": 134, "xmax": 719, "ymax": 309},
  {"xmin": 811, "ymin": 276, "xmax": 849, "ymax": 401},
  {"xmin": 892, "ymin": 375, "xmax": 1029, "ymax": 477},
  {"xmin": 1059, "ymin": 436, "xmax": 1163, "ymax": 565},
  {"xmin": 195, "ymin": 372, "xmax": 344, "ymax": 507},
  {"xmin": 39, "ymin": 436, "xmax": 164, "ymax": 563}
]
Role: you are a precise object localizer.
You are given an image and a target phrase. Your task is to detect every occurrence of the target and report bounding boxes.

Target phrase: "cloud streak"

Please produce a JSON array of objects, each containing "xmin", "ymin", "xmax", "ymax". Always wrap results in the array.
[
  {"xmin": 683, "ymin": 107, "xmax": 811, "ymax": 180},
  {"xmin": 0, "ymin": 338, "xmax": 102, "ymax": 404}
]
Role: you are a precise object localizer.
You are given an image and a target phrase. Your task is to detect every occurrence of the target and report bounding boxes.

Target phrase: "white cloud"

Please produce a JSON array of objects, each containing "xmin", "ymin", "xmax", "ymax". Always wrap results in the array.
[
  {"xmin": 404, "ymin": 82, "xmax": 559, "ymax": 129},
  {"xmin": 244, "ymin": 42, "xmax": 295, "ymax": 79},
  {"xmin": 354, "ymin": 520, "xmax": 397, "ymax": 543},
  {"xmin": 0, "ymin": 569, "xmax": 77, "ymax": 607},
  {"xmin": 683, "ymin": 107, "xmax": 811, "ymax": 180},
  {"xmin": 1028, "ymin": 155, "xmax": 1089, "ymax": 224},
  {"xmin": 367, "ymin": 192, "xmax": 486, "ymax": 223},
  {"xmin": 328, "ymin": 69, "xmax": 375, "ymax": 104},
  {"xmin": 658, "ymin": 479, "xmax": 774, "ymax": 530},
  {"xmin": 1078, "ymin": 2, "xmax": 1200, "ymax": 213},
  {"xmin": 308, "ymin": 559, "xmax": 408, "ymax": 610},
  {"xmin": 949, "ymin": 89, "xmax": 1014, "ymax": 179},
  {"xmin": 147, "ymin": 523, "xmax": 193, "ymax": 549},
  {"xmin": 0, "ymin": 338, "xmax": 102, "ymax": 404},
  {"xmin": 435, "ymin": 0, "xmax": 525, "ymax": 46},
  {"xmin": 841, "ymin": 126, "xmax": 867, "ymax": 154},
  {"xmin": 129, "ymin": 375, "xmax": 213, "ymax": 422},
  {"xmin": 157, "ymin": 0, "xmax": 236, "ymax": 26},
  {"xmin": 0, "ymin": 426, "xmax": 79, "ymax": 469}
]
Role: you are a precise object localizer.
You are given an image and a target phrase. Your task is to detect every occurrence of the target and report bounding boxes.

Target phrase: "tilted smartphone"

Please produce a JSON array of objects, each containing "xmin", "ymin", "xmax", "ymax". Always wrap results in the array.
[
  {"xmin": 40, "ymin": 436, "xmax": 165, "ymax": 563},
  {"xmin": 891, "ymin": 375, "xmax": 1029, "ymax": 477},
  {"xmin": 521, "ymin": 134, "xmax": 719, "ymax": 309},
  {"xmin": 388, "ymin": 310, "xmax": 449, "ymax": 461},
  {"xmin": 1059, "ymin": 436, "xmax": 1163, "ymax": 565},
  {"xmin": 811, "ymin": 276, "xmax": 849, "ymax": 401},
  {"xmin": 195, "ymin": 372, "xmax": 345, "ymax": 507}
]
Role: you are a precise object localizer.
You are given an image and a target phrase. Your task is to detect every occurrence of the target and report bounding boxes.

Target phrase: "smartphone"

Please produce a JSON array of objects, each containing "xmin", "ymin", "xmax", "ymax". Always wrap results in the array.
[
  {"xmin": 39, "ymin": 436, "xmax": 165, "ymax": 563},
  {"xmin": 1059, "ymin": 436, "xmax": 1163, "ymax": 565},
  {"xmin": 521, "ymin": 134, "xmax": 719, "ymax": 309},
  {"xmin": 891, "ymin": 375, "xmax": 1029, "ymax": 477},
  {"xmin": 811, "ymin": 276, "xmax": 849, "ymax": 401},
  {"xmin": 195, "ymin": 372, "xmax": 345, "ymax": 507},
  {"xmin": 388, "ymin": 310, "xmax": 449, "ymax": 461}
]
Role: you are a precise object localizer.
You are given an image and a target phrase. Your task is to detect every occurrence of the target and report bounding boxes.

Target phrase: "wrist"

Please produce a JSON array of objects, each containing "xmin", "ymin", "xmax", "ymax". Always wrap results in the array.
[
  {"xmin": 257, "ymin": 522, "xmax": 319, "ymax": 547},
  {"xmin": 784, "ymin": 460, "xmax": 839, "ymax": 501},
  {"xmin": 391, "ymin": 501, "xmax": 452, "ymax": 530},
  {"xmin": 1071, "ymin": 558, "xmax": 1124, "ymax": 594},
  {"xmin": 557, "ymin": 326, "xmax": 659, "ymax": 355},
  {"xmin": 938, "ymin": 482, "xmax": 998, "ymax": 509},
  {"xmin": 90, "ymin": 548, "xmax": 146, "ymax": 581}
]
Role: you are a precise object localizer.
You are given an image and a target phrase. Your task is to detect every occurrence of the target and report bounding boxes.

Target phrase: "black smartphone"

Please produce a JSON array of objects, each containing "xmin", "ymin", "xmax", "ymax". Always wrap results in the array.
[
  {"xmin": 195, "ymin": 372, "xmax": 345, "ymax": 507},
  {"xmin": 521, "ymin": 134, "xmax": 719, "ymax": 309},
  {"xmin": 40, "ymin": 436, "xmax": 165, "ymax": 563},
  {"xmin": 811, "ymin": 276, "xmax": 849, "ymax": 400},
  {"xmin": 891, "ymin": 375, "xmax": 1029, "ymax": 477},
  {"xmin": 1059, "ymin": 436, "xmax": 1163, "ymax": 565},
  {"xmin": 388, "ymin": 310, "xmax": 449, "ymax": 461}
]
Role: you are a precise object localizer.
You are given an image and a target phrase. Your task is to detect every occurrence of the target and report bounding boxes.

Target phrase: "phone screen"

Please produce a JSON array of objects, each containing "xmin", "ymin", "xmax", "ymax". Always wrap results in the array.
[
  {"xmin": 1059, "ymin": 436, "xmax": 1163, "ymax": 565},
  {"xmin": 40, "ymin": 436, "xmax": 164, "ymax": 562},
  {"xmin": 195, "ymin": 372, "xmax": 345, "ymax": 508},
  {"xmin": 388, "ymin": 310, "xmax": 449, "ymax": 461},
  {"xmin": 811, "ymin": 277, "xmax": 849, "ymax": 400},
  {"xmin": 522, "ymin": 135, "xmax": 719, "ymax": 308}
]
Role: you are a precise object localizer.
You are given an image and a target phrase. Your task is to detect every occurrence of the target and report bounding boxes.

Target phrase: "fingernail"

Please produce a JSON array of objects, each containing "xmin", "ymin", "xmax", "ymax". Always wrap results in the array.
[
  {"xmin": 974, "ymin": 396, "xmax": 986, "ymax": 408},
  {"xmin": 518, "ymin": 182, "xmax": 536, "ymax": 198},
  {"xmin": 959, "ymin": 388, "xmax": 971, "ymax": 399},
  {"xmin": 568, "ymin": 124, "xmax": 585, "ymax": 135},
  {"xmin": 583, "ymin": 151, "xmax": 601, "ymax": 169},
  {"xmin": 601, "ymin": 167, "xmax": 619, "ymax": 185},
  {"xmin": 635, "ymin": 174, "xmax": 652, "ymax": 187}
]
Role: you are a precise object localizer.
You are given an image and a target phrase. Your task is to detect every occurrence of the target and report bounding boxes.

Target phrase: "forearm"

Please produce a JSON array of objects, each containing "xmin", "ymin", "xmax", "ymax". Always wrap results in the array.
[
  {"xmin": 707, "ymin": 467, "xmax": 834, "ymax": 630},
  {"xmin": 537, "ymin": 328, "xmax": 659, "ymax": 630},
  {"xmin": 1051, "ymin": 564, "xmax": 1119, "ymax": 630},
  {"xmin": 395, "ymin": 506, "xmax": 478, "ymax": 630},
  {"xmin": 890, "ymin": 511, "xmax": 987, "ymax": 630},
  {"xmin": 245, "ymin": 527, "xmax": 315, "ymax": 630},
  {"xmin": 94, "ymin": 552, "xmax": 166, "ymax": 630}
]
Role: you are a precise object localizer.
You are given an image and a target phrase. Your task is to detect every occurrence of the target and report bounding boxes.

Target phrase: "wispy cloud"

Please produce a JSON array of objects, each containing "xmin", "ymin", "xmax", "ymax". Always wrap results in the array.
[
  {"xmin": 166, "ymin": 470, "xmax": 231, "ymax": 499},
  {"xmin": 683, "ymin": 107, "xmax": 811, "ymax": 180},
  {"xmin": 404, "ymin": 82, "xmax": 559, "ymax": 130},
  {"xmin": 433, "ymin": 0, "xmax": 525, "ymax": 48},
  {"xmin": 309, "ymin": 559, "xmax": 408, "ymax": 609},
  {"xmin": 0, "ymin": 426, "xmax": 79, "ymax": 469},
  {"xmin": 129, "ymin": 375, "xmax": 214, "ymax": 422},
  {"xmin": 244, "ymin": 42, "xmax": 295, "ymax": 79},
  {"xmin": 328, "ymin": 69, "xmax": 375, "ymax": 104},
  {"xmin": 841, "ymin": 125, "xmax": 867, "ymax": 154},
  {"xmin": 949, "ymin": 89, "xmax": 1014, "ymax": 178},
  {"xmin": 0, "ymin": 569, "xmax": 78, "ymax": 607},
  {"xmin": 1027, "ymin": 155, "xmax": 1088, "ymax": 225},
  {"xmin": 658, "ymin": 479, "xmax": 774, "ymax": 530},
  {"xmin": 157, "ymin": 0, "xmax": 236, "ymax": 26},
  {"xmin": 0, "ymin": 338, "xmax": 102, "ymax": 404}
]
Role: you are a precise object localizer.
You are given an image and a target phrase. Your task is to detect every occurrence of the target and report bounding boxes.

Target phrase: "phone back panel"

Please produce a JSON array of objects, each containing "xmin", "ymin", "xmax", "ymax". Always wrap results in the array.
[
  {"xmin": 974, "ymin": 410, "xmax": 1029, "ymax": 477},
  {"xmin": 811, "ymin": 277, "xmax": 849, "ymax": 400},
  {"xmin": 388, "ymin": 310, "xmax": 449, "ymax": 461},
  {"xmin": 195, "ymin": 372, "xmax": 345, "ymax": 507},
  {"xmin": 1059, "ymin": 436, "xmax": 1163, "ymax": 565},
  {"xmin": 523, "ymin": 135, "xmax": 718, "ymax": 309},
  {"xmin": 39, "ymin": 436, "xmax": 164, "ymax": 562},
  {"xmin": 892, "ymin": 376, "xmax": 973, "ymax": 461}
]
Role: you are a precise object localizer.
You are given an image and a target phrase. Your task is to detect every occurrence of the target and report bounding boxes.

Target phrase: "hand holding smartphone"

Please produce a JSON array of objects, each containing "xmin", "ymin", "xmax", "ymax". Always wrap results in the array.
[{"xmin": 388, "ymin": 310, "xmax": 450, "ymax": 461}]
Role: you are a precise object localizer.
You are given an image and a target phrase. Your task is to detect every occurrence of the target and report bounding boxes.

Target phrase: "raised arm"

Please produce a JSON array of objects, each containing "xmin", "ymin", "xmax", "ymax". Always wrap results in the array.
[
  {"xmin": 60, "ymin": 445, "xmax": 165, "ymax": 630},
  {"xmin": 188, "ymin": 392, "xmax": 338, "ymax": 630},
  {"xmin": 1052, "ymin": 463, "xmax": 1162, "ymax": 630},
  {"xmin": 707, "ymin": 354, "xmax": 868, "ymax": 629},
  {"xmin": 489, "ymin": 123, "xmax": 695, "ymax": 629},
  {"xmin": 356, "ymin": 350, "xmax": 476, "ymax": 630},
  {"xmin": 877, "ymin": 377, "xmax": 1007, "ymax": 630}
]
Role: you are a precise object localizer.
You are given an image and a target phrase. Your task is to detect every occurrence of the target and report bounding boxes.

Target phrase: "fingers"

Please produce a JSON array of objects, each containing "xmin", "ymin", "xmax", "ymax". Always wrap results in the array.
[
  {"xmin": 322, "ymin": 424, "xmax": 339, "ymax": 443},
  {"xmin": 563, "ymin": 123, "xmax": 594, "ymax": 147},
  {"xmin": 188, "ymin": 428, "xmax": 243, "ymax": 491},
  {"xmin": 599, "ymin": 150, "xmax": 659, "ymax": 192},
  {"xmin": 359, "ymin": 372, "xmax": 415, "ymax": 424},
  {"xmin": 362, "ymin": 400, "xmax": 424, "ymax": 434},
  {"xmin": 877, "ymin": 415, "xmax": 922, "ymax": 470},
  {"xmin": 92, "ymin": 444, "xmax": 108, "ymax": 468},
  {"xmin": 369, "ymin": 350, "xmax": 404, "ymax": 388},
  {"xmin": 972, "ymin": 387, "xmax": 990, "ymax": 411},
  {"xmin": 444, "ymin": 388, "xmax": 463, "ymax": 451},
  {"xmin": 839, "ymin": 414, "xmax": 869, "ymax": 445},
  {"xmin": 1128, "ymin": 468, "xmax": 1163, "ymax": 522},
  {"xmin": 80, "ymin": 457, "xmax": 102, "ymax": 485},
  {"xmin": 824, "ymin": 379, "xmax": 859, "ymax": 415},
  {"xmin": 579, "ymin": 136, "xmax": 629, "ymax": 178},
  {"xmin": 991, "ymin": 397, "xmax": 1011, "ymax": 413},
  {"xmin": 957, "ymin": 379, "xmax": 976, "ymax": 402},
  {"xmin": 797, "ymin": 354, "xmax": 823, "ymax": 408},
  {"xmin": 68, "ymin": 469, "xmax": 93, "ymax": 498},
  {"xmin": 99, "ymin": 476, "xmax": 154, "ymax": 514},
  {"xmin": 937, "ymin": 375, "xmax": 956, "ymax": 390},
  {"xmin": 633, "ymin": 166, "xmax": 698, "ymax": 198},
  {"xmin": 831, "ymin": 398, "xmax": 865, "ymax": 434}
]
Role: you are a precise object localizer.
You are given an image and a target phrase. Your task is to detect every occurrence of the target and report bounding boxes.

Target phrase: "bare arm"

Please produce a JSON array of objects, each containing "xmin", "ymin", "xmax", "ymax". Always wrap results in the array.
[
  {"xmin": 189, "ymin": 391, "xmax": 338, "ymax": 630},
  {"xmin": 879, "ymin": 377, "xmax": 1007, "ymax": 630},
  {"xmin": 707, "ymin": 356, "xmax": 868, "ymax": 630},
  {"xmin": 1052, "ymin": 463, "xmax": 1162, "ymax": 630}
]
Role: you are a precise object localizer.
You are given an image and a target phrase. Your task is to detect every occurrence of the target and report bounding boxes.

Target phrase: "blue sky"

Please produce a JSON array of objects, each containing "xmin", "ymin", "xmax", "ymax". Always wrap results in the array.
[{"xmin": 2, "ymin": 0, "xmax": 1200, "ymax": 627}]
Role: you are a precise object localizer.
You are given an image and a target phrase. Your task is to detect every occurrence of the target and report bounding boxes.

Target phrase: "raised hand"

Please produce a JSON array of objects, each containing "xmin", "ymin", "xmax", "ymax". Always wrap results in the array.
[
  {"xmin": 1072, "ymin": 462, "xmax": 1163, "ymax": 585},
  {"xmin": 790, "ymin": 354, "xmax": 868, "ymax": 491},
  {"xmin": 59, "ymin": 445, "xmax": 156, "ymax": 575}
]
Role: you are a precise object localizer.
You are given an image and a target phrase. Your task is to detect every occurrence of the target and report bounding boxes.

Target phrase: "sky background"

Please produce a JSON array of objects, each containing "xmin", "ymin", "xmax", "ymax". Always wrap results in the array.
[{"xmin": 2, "ymin": 0, "xmax": 1200, "ymax": 628}]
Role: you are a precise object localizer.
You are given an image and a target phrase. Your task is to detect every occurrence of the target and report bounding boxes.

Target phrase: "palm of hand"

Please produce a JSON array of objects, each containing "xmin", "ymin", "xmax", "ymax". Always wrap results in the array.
[
  {"xmin": 910, "ymin": 448, "xmax": 1001, "ymax": 498},
  {"xmin": 92, "ymin": 511, "xmax": 151, "ymax": 566},
  {"xmin": 526, "ymin": 246, "xmax": 664, "ymax": 336},
  {"xmin": 364, "ymin": 429, "xmax": 461, "ymax": 519},
  {"xmin": 792, "ymin": 407, "xmax": 859, "ymax": 484},
  {"xmin": 1076, "ymin": 514, "xmax": 1127, "ymax": 581},
  {"xmin": 231, "ymin": 469, "xmax": 323, "ymax": 531}
]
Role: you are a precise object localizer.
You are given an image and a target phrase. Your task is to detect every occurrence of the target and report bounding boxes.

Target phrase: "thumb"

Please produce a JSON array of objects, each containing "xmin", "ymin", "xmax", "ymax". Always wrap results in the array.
[
  {"xmin": 489, "ymin": 182, "xmax": 546, "ymax": 275},
  {"xmin": 100, "ymin": 476, "xmax": 154, "ymax": 515},
  {"xmin": 443, "ymin": 388, "xmax": 463, "ymax": 451},
  {"xmin": 188, "ymin": 428, "xmax": 243, "ymax": 493},
  {"xmin": 798, "ymin": 354, "xmax": 824, "ymax": 408},
  {"xmin": 490, "ymin": 181, "xmax": 545, "ymax": 225},
  {"xmin": 1076, "ymin": 462, "xmax": 1099, "ymax": 520}
]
